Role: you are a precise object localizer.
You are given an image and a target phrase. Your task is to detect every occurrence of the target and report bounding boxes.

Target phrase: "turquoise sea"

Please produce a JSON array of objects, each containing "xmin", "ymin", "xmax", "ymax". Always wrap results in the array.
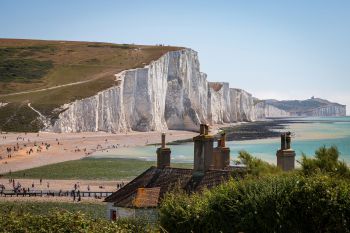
[{"xmin": 93, "ymin": 117, "xmax": 350, "ymax": 165}]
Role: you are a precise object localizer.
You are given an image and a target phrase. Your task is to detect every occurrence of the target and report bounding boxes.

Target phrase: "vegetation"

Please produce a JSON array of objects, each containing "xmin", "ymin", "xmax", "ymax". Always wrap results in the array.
[
  {"xmin": 0, "ymin": 210, "xmax": 149, "ymax": 233},
  {"xmin": 160, "ymin": 146, "xmax": 350, "ymax": 232},
  {"xmin": 160, "ymin": 174, "xmax": 350, "ymax": 233},
  {"xmin": 4, "ymin": 157, "xmax": 191, "ymax": 180},
  {"xmin": 0, "ymin": 201, "xmax": 106, "ymax": 219},
  {"xmin": 0, "ymin": 102, "xmax": 43, "ymax": 132},
  {"xmin": 235, "ymin": 150, "xmax": 281, "ymax": 176},
  {"xmin": 299, "ymin": 145, "xmax": 350, "ymax": 178},
  {"xmin": 0, "ymin": 59, "xmax": 53, "ymax": 82}
]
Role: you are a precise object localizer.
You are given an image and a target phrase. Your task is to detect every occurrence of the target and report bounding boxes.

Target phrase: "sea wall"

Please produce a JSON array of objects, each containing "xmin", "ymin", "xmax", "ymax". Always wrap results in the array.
[{"xmin": 50, "ymin": 49, "xmax": 257, "ymax": 133}]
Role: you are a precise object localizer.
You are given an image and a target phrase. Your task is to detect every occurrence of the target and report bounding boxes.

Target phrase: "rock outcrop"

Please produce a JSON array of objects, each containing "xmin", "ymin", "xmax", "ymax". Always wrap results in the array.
[{"xmin": 50, "ymin": 49, "xmax": 257, "ymax": 133}]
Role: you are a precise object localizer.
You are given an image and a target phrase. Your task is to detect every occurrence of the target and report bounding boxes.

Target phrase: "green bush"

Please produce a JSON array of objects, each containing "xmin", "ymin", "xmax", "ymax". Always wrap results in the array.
[
  {"xmin": 235, "ymin": 150, "xmax": 281, "ymax": 177},
  {"xmin": 0, "ymin": 58, "xmax": 53, "ymax": 82},
  {"xmin": 160, "ymin": 174, "xmax": 350, "ymax": 233},
  {"xmin": 0, "ymin": 210, "xmax": 149, "ymax": 233},
  {"xmin": 299, "ymin": 145, "xmax": 350, "ymax": 178}
]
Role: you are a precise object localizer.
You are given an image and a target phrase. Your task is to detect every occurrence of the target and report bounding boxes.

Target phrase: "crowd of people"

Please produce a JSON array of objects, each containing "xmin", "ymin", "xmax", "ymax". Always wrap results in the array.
[{"xmin": 0, "ymin": 178, "xmax": 126, "ymax": 201}]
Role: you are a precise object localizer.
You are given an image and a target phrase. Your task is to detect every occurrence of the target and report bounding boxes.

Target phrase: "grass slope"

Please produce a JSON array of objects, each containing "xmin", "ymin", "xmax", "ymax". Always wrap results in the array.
[
  {"xmin": 4, "ymin": 157, "xmax": 191, "ymax": 180},
  {"xmin": 0, "ymin": 38, "xmax": 182, "ymax": 132}
]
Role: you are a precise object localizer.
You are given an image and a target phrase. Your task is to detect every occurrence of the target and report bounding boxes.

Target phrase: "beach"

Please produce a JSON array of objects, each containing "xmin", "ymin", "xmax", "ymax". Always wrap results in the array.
[{"xmin": 0, "ymin": 130, "xmax": 197, "ymax": 174}]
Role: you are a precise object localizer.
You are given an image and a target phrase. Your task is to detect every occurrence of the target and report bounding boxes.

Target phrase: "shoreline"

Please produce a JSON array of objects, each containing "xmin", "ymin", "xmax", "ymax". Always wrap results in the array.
[
  {"xmin": 0, "ymin": 118, "xmax": 312, "ymax": 174},
  {"xmin": 0, "ymin": 130, "xmax": 197, "ymax": 174}
]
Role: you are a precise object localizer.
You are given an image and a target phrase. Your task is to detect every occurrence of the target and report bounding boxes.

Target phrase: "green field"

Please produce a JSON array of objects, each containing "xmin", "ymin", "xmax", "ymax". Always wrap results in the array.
[
  {"xmin": 0, "ymin": 200, "xmax": 106, "ymax": 219},
  {"xmin": 4, "ymin": 157, "xmax": 191, "ymax": 180}
]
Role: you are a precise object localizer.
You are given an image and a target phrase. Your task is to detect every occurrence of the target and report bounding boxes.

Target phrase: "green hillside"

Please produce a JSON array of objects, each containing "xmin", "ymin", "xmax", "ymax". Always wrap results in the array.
[{"xmin": 0, "ymin": 38, "xmax": 182, "ymax": 132}]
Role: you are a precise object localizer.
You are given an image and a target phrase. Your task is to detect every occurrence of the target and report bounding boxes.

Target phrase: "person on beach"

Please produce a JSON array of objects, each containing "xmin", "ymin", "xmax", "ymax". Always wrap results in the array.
[{"xmin": 77, "ymin": 190, "xmax": 81, "ymax": 202}]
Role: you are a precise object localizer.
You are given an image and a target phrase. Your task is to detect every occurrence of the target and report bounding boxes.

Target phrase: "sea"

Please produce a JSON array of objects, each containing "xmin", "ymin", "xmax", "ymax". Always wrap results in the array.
[{"xmin": 92, "ymin": 117, "xmax": 350, "ymax": 165}]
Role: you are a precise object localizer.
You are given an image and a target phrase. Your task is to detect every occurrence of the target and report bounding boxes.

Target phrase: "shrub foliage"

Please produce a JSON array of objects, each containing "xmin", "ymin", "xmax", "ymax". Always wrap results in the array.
[
  {"xmin": 160, "ymin": 174, "xmax": 350, "ymax": 233},
  {"xmin": 235, "ymin": 150, "xmax": 281, "ymax": 176},
  {"xmin": 299, "ymin": 145, "xmax": 350, "ymax": 178},
  {"xmin": 0, "ymin": 210, "xmax": 149, "ymax": 233}
]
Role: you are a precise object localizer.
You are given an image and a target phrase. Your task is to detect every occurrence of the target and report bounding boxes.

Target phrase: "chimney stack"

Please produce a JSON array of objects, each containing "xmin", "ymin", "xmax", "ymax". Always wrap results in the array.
[
  {"xmin": 193, "ymin": 124, "xmax": 214, "ymax": 174},
  {"xmin": 281, "ymin": 133, "xmax": 286, "ymax": 150},
  {"xmin": 213, "ymin": 132, "xmax": 230, "ymax": 170},
  {"xmin": 157, "ymin": 133, "xmax": 171, "ymax": 169},
  {"xmin": 276, "ymin": 132, "xmax": 295, "ymax": 171}
]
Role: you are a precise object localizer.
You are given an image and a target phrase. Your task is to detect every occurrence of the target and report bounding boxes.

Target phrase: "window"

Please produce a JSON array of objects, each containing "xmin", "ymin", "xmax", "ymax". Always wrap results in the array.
[{"xmin": 110, "ymin": 210, "xmax": 118, "ymax": 221}]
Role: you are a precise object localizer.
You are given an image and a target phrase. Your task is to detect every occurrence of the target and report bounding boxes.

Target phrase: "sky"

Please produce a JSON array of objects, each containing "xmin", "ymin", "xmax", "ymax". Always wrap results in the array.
[{"xmin": 1, "ymin": 0, "xmax": 349, "ymax": 114}]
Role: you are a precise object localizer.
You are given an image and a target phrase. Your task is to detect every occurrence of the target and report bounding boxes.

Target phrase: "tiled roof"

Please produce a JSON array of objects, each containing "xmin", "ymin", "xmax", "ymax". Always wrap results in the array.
[
  {"xmin": 105, "ymin": 166, "xmax": 232, "ymax": 208},
  {"xmin": 133, "ymin": 187, "xmax": 160, "ymax": 208}
]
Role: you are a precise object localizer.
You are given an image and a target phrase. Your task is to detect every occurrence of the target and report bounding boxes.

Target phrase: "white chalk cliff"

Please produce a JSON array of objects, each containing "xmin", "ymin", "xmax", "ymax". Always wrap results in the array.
[
  {"xmin": 254, "ymin": 101, "xmax": 290, "ymax": 119},
  {"xmin": 50, "ymin": 49, "xmax": 281, "ymax": 133},
  {"xmin": 299, "ymin": 105, "xmax": 346, "ymax": 117}
]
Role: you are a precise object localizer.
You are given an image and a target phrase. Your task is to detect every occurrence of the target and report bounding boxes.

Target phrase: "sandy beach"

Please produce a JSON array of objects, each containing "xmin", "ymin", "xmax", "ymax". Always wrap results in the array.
[{"xmin": 0, "ymin": 130, "xmax": 198, "ymax": 174}]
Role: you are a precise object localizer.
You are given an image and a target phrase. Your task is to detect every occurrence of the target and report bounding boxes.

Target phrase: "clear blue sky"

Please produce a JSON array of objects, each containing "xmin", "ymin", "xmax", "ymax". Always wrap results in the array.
[{"xmin": 1, "ymin": 0, "xmax": 349, "ymax": 114}]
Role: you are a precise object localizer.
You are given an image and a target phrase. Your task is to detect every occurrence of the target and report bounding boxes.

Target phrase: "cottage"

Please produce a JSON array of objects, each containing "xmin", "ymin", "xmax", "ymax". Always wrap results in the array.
[{"xmin": 105, "ymin": 124, "xmax": 243, "ymax": 221}]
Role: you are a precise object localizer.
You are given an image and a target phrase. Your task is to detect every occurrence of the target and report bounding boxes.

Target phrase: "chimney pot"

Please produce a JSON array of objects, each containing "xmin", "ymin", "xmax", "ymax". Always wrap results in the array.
[
  {"xmin": 220, "ymin": 132, "xmax": 226, "ymax": 147},
  {"xmin": 200, "ymin": 124, "xmax": 205, "ymax": 135},
  {"xmin": 217, "ymin": 139, "xmax": 221, "ymax": 147},
  {"xmin": 204, "ymin": 124, "xmax": 209, "ymax": 135},
  {"xmin": 286, "ymin": 132, "xmax": 291, "ymax": 149},
  {"xmin": 281, "ymin": 133, "xmax": 286, "ymax": 150},
  {"xmin": 157, "ymin": 133, "xmax": 171, "ymax": 168},
  {"xmin": 161, "ymin": 133, "xmax": 166, "ymax": 148}
]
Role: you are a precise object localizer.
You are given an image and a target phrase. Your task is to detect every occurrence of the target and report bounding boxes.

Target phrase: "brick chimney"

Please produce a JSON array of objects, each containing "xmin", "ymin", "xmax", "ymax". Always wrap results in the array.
[
  {"xmin": 193, "ymin": 124, "xmax": 214, "ymax": 174},
  {"xmin": 157, "ymin": 133, "xmax": 171, "ymax": 169},
  {"xmin": 213, "ymin": 132, "xmax": 230, "ymax": 170},
  {"xmin": 276, "ymin": 132, "xmax": 295, "ymax": 171}
]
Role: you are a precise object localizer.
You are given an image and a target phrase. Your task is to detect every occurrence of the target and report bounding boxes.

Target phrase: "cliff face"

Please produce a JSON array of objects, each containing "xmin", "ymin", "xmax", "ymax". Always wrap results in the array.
[
  {"xmin": 299, "ymin": 105, "xmax": 346, "ymax": 117},
  {"xmin": 50, "ymin": 49, "xmax": 257, "ymax": 133},
  {"xmin": 205, "ymin": 83, "xmax": 257, "ymax": 124},
  {"xmin": 265, "ymin": 98, "xmax": 346, "ymax": 117},
  {"xmin": 254, "ymin": 102, "xmax": 290, "ymax": 119},
  {"xmin": 230, "ymin": 88, "xmax": 256, "ymax": 122}
]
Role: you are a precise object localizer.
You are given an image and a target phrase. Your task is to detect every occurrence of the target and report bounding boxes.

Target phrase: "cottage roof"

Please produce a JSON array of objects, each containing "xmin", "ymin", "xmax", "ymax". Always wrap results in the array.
[{"xmin": 105, "ymin": 166, "xmax": 232, "ymax": 208}]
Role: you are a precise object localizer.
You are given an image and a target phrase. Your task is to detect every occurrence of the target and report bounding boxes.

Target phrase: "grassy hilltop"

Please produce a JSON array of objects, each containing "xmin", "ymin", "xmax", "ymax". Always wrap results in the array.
[{"xmin": 0, "ymin": 38, "xmax": 182, "ymax": 132}]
